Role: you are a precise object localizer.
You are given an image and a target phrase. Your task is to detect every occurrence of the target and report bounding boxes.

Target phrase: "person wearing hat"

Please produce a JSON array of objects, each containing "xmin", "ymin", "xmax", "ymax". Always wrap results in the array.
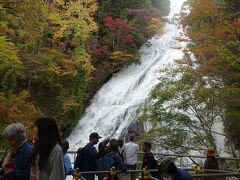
[
  {"xmin": 141, "ymin": 141, "xmax": 161, "ymax": 179},
  {"xmin": 203, "ymin": 147, "xmax": 219, "ymax": 180},
  {"xmin": 81, "ymin": 132, "xmax": 102, "ymax": 180}
]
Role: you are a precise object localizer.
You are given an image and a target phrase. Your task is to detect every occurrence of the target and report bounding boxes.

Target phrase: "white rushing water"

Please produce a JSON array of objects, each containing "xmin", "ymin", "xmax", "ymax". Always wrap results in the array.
[{"xmin": 67, "ymin": 0, "xmax": 188, "ymax": 150}]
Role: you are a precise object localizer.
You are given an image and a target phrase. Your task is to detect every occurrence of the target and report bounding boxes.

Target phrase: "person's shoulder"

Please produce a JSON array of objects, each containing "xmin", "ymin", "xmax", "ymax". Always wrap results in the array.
[
  {"xmin": 52, "ymin": 144, "xmax": 63, "ymax": 154},
  {"xmin": 177, "ymin": 168, "xmax": 192, "ymax": 178},
  {"xmin": 85, "ymin": 143, "xmax": 93, "ymax": 148},
  {"xmin": 85, "ymin": 143, "xmax": 95, "ymax": 150},
  {"xmin": 64, "ymin": 153, "xmax": 71, "ymax": 162},
  {"xmin": 85, "ymin": 143, "xmax": 97, "ymax": 153},
  {"xmin": 64, "ymin": 153, "xmax": 70, "ymax": 158},
  {"xmin": 21, "ymin": 142, "xmax": 33, "ymax": 152},
  {"xmin": 145, "ymin": 152, "xmax": 153, "ymax": 156},
  {"xmin": 55, "ymin": 143, "xmax": 62, "ymax": 150},
  {"xmin": 143, "ymin": 152, "xmax": 150, "ymax": 158},
  {"xmin": 49, "ymin": 144, "xmax": 63, "ymax": 160},
  {"xmin": 108, "ymin": 153, "xmax": 121, "ymax": 162},
  {"xmin": 134, "ymin": 143, "xmax": 139, "ymax": 147}
]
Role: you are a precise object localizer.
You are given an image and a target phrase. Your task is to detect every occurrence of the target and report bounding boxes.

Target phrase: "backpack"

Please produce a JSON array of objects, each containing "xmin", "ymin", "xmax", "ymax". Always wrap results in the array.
[
  {"xmin": 99, "ymin": 155, "xmax": 116, "ymax": 171},
  {"xmin": 74, "ymin": 147, "xmax": 85, "ymax": 170}
]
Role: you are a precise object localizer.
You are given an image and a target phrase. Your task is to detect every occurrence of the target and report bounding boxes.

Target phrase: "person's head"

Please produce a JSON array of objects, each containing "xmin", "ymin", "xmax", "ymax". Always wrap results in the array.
[
  {"xmin": 129, "ymin": 135, "xmax": 135, "ymax": 142},
  {"xmin": 89, "ymin": 132, "xmax": 102, "ymax": 145},
  {"xmin": 205, "ymin": 147, "xmax": 217, "ymax": 158},
  {"xmin": 142, "ymin": 141, "xmax": 151, "ymax": 152},
  {"xmin": 34, "ymin": 116, "xmax": 61, "ymax": 144},
  {"xmin": 109, "ymin": 138, "xmax": 117, "ymax": 145},
  {"xmin": 2, "ymin": 123, "xmax": 27, "ymax": 148},
  {"xmin": 109, "ymin": 143, "xmax": 118, "ymax": 153},
  {"xmin": 33, "ymin": 116, "xmax": 61, "ymax": 170},
  {"xmin": 159, "ymin": 159, "xmax": 177, "ymax": 178},
  {"xmin": 118, "ymin": 139, "xmax": 123, "ymax": 148},
  {"xmin": 62, "ymin": 140, "xmax": 69, "ymax": 154}
]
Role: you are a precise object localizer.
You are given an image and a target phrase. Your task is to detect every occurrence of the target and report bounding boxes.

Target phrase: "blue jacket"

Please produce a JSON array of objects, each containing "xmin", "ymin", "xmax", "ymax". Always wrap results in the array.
[
  {"xmin": 63, "ymin": 153, "xmax": 75, "ymax": 175},
  {"xmin": 108, "ymin": 153, "xmax": 127, "ymax": 172},
  {"xmin": 173, "ymin": 168, "xmax": 192, "ymax": 180},
  {"xmin": 6, "ymin": 142, "xmax": 32, "ymax": 180}
]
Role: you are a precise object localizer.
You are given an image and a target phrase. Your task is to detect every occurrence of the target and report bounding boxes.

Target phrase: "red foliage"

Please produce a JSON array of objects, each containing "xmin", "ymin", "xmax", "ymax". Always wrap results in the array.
[
  {"xmin": 91, "ymin": 48, "xmax": 109, "ymax": 58},
  {"xmin": 103, "ymin": 16, "xmax": 129, "ymax": 32},
  {"xmin": 120, "ymin": 34, "xmax": 136, "ymax": 48},
  {"xmin": 115, "ymin": 18, "xmax": 129, "ymax": 29}
]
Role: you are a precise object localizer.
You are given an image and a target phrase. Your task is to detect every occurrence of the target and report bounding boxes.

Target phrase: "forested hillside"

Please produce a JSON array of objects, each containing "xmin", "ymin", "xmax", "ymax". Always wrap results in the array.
[
  {"xmin": 141, "ymin": 0, "xmax": 240, "ymax": 155},
  {"xmin": 0, "ymin": 0, "xmax": 169, "ymax": 145},
  {"xmin": 182, "ymin": 0, "xmax": 240, "ymax": 151}
]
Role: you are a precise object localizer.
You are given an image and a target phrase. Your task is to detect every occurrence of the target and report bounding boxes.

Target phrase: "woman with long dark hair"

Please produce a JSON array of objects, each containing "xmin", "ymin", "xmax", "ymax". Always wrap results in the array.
[{"xmin": 29, "ymin": 116, "xmax": 65, "ymax": 180}]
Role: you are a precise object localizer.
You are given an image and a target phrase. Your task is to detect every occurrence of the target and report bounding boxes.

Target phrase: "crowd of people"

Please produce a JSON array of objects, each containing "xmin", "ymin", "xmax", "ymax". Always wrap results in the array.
[{"xmin": 0, "ymin": 116, "xmax": 220, "ymax": 180}]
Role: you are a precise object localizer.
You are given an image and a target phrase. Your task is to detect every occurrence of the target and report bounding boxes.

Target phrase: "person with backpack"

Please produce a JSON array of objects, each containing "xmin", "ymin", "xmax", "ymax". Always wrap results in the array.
[
  {"xmin": 142, "ymin": 141, "xmax": 161, "ymax": 179},
  {"xmin": 74, "ymin": 132, "xmax": 102, "ymax": 180},
  {"xmin": 99, "ymin": 143, "xmax": 127, "ymax": 180}
]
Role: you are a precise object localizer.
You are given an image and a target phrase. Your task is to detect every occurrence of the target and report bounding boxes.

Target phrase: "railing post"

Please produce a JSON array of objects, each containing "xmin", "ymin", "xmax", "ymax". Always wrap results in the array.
[
  {"xmin": 110, "ymin": 166, "xmax": 117, "ymax": 180},
  {"xmin": 74, "ymin": 168, "xmax": 80, "ymax": 180},
  {"xmin": 143, "ymin": 166, "xmax": 151, "ymax": 180}
]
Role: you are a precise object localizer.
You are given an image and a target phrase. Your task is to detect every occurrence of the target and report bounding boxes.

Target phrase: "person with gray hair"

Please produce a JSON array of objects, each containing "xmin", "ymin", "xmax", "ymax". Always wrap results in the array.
[
  {"xmin": 0, "ymin": 122, "xmax": 32, "ymax": 180},
  {"xmin": 2, "ymin": 122, "xmax": 27, "ymax": 142}
]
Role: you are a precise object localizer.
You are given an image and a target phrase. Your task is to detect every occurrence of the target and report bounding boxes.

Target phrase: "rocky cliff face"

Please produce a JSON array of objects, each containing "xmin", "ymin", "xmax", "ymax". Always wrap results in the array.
[{"xmin": 119, "ymin": 120, "xmax": 144, "ymax": 143}]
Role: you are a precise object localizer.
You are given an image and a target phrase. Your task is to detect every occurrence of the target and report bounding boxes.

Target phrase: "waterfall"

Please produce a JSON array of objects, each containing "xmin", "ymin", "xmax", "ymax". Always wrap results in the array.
[{"xmin": 67, "ymin": 0, "xmax": 187, "ymax": 150}]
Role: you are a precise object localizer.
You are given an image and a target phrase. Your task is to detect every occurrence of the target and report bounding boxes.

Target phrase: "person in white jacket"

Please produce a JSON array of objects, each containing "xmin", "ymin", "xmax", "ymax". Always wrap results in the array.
[{"xmin": 123, "ymin": 135, "xmax": 139, "ymax": 180}]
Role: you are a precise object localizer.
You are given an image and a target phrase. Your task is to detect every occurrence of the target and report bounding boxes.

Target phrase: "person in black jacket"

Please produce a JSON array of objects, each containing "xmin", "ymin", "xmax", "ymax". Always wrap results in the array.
[
  {"xmin": 203, "ymin": 147, "xmax": 219, "ymax": 180},
  {"xmin": 82, "ymin": 132, "xmax": 102, "ymax": 180},
  {"xmin": 141, "ymin": 141, "xmax": 161, "ymax": 179}
]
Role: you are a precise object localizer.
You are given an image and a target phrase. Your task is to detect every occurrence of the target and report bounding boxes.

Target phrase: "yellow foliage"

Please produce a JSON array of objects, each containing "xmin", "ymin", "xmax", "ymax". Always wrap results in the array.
[
  {"xmin": 146, "ymin": 18, "xmax": 164, "ymax": 35},
  {"xmin": 76, "ymin": 51, "xmax": 95, "ymax": 74},
  {"xmin": 62, "ymin": 96, "xmax": 79, "ymax": 114},
  {"xmin": 46, "ymin": 0, "xmax": 98, "ymax": 76},
  {"xmin": 0, "ymin": 36, "xmax": 21, "ymax": 64},
  {"xmin": 48, "ymin": 0, "xmax": 98, "ymax": 41},
  {"xmin": 110, "ymin": 51, "xmax": 134, "ymax": 62},
  {"xmin": 0, "ymin": 90, "xmax": 42, "ymax": 137}
]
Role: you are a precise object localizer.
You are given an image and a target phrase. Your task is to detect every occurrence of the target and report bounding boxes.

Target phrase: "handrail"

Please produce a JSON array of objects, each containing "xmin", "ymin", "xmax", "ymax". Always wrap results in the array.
[
  {"xmin": 70, "ymin": 168, "xmax": 240, "ymax": 179},
  {"xmin": 72, "ymin": 168, "xmax": 238, "ymax": 174},
  {"xmin": 74, "ymin": 169, "xmax": 159, "ymax": 174},
  {"xmin": 144, "ymin": 152, "xmax": 240, "ymax": 161},
  {"xmin": 67, "ymin": 151, "xmax": 240, "ymax": 161},
  {"xmin": 192, "ymin": 172, "xmax": 240, "ymax": 177}
]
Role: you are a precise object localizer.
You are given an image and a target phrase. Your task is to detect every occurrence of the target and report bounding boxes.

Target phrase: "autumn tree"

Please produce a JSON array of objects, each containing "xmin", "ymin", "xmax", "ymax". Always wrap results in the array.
[
  {"xmin": 0, "ymin": 0, "xmax": 98, "ymax": 135},
  {"xmin": 181, "ymin": 0, "xmax": 240, "ymax": 149},
  {"xmin": 141, "ymin": 67, "xmax": 225, "ymax": 154}
]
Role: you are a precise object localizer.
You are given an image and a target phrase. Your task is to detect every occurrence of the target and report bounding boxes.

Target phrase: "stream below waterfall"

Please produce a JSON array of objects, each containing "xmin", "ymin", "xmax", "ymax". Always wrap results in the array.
[{"xmin": 67, "ymin": 0, "xmax": 189, "ymax": 151}]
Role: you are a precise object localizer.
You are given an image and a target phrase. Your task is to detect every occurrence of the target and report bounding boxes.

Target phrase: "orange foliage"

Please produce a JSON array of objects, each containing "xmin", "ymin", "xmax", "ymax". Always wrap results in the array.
[
  {"xmin": 182, "ymin": 0, "xmax": 240, "ymax": 148},
  {"xmin": 0, "ymin": 90, "xmax": 42, "ymax": 137}
]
